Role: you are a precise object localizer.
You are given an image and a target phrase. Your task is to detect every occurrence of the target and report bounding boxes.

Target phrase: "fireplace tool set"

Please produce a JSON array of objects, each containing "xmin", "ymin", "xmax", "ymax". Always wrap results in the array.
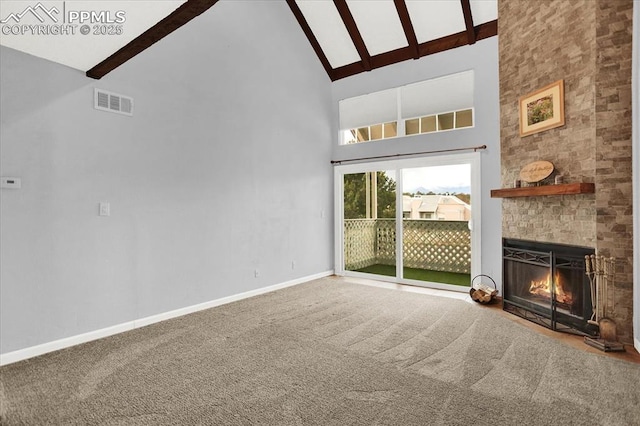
[{"xmin": 584, "ymin": 255, "xmax": 624, "ymax": 352}]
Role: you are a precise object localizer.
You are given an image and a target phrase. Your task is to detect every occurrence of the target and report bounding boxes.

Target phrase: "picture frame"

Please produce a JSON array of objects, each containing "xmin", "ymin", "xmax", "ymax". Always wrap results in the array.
[{"xmin": 519, "ymin": 80, "xmax": 565, "ymax": 137}]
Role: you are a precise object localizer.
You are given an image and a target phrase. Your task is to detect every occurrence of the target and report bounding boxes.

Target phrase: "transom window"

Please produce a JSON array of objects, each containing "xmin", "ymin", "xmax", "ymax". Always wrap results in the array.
[
  {"xmin": 339, "ymin": 70, "xmax": 474, "ymax": 145},
  {"xmin": 344, "ymin": 121, "xmax": 398, "ymax": 144},
  {"xmin": 405, "ymin": 109, "xmax": 474, "ymax": 135}
]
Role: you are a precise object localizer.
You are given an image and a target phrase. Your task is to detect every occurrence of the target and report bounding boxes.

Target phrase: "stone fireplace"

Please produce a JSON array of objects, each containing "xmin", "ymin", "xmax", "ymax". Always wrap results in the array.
[{"xmin": 498, "ymin": 0, "xmax": 633, "ymax": 342}]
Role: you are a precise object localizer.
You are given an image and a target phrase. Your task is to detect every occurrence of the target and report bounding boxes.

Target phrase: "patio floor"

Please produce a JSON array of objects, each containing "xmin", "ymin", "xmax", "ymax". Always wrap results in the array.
[{"xmin": 354, "ymin": 264, "xmax": 470, "ymax": 287}]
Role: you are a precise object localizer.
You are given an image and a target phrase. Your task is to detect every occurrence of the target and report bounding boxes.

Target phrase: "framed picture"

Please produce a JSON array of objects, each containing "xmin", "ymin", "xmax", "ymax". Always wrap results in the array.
[{"xmin": 519, "ymin": 80, "xmax": 565, "ymax": 137}]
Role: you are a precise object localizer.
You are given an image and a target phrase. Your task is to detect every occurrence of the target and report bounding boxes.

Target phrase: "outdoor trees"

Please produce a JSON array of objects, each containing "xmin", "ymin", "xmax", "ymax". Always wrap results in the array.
[{"xmin": 343, "ymin": 172, "xmax": 396, "ymax": 219}]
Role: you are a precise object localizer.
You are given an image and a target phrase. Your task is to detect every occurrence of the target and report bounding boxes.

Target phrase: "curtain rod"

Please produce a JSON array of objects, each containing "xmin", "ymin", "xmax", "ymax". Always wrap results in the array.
[{"xmin": 330, "ymin": 144, "xmax": 487, "ymax": 165}]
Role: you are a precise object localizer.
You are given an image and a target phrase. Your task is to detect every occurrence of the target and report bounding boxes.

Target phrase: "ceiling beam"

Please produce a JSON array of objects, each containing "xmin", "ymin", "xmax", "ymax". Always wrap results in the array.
[
  {"xmin": 333, "ymin": 0, "xmax": 372, "ymax": 71},
  {"xmin": 394, "ymin": 0, "xmax": 420, "ymax": 59},
  {"xmin": 332, "ymin": 20, "xmax": 497, "ymax": 81},
  {"xmin": 86, "ymin": 0, "xmax": 219, "ymax": 79},
  {"xmin": 286, "ymin": 0, "xmax": 335, "ymax": 80},
  {"xmin": 460, "ymin": 0, "xmax": 476, "ymax": 45}
]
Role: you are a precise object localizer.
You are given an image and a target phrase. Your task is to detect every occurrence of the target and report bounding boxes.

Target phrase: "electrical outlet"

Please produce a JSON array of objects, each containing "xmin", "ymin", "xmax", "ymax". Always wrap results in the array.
[
  {"xmin": 254, "ymin": 269, "xmax": 259, "ymax": 278},
  {"xmin": 291, "ymin": 261, "xmax": 295, "ymax": 270},
  {"xmin": 99, "ymin": 202, "xmax": 110, "ymax": 217}
]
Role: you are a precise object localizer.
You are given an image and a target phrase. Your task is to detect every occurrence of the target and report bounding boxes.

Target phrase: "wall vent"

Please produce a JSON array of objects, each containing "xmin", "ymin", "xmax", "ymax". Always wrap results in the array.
[{"xmin": 94, "ymin": 88, "xmax": 133, "ymax": 116}]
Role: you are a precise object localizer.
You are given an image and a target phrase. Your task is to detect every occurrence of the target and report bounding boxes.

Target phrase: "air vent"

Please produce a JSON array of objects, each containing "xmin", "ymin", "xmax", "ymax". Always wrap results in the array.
[{"xmin": 94, "ymin": 88, "xmax": 133, "ymax": 116}]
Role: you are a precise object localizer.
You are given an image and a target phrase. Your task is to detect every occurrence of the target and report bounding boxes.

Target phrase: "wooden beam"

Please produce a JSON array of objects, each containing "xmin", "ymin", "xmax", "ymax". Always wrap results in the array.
[
  {"xmin": 418, "ymin": 20, "xmax": 495, "ymax": 57},
  {"xmin": 286, "ymin": 0, "xmax": 335, "ymax": 80},
  {"xmin": 418, "ymin": 30, "xmax": 468, "ymax": 57},
  {"xmin": 371, "ymin": 46, "xmax": 415, "ymax": 69},
  {"xmin": 331, "ymin": 62, "xmax": 367, "ymax": 81},
  {"xmin": 333, "ymin": 0, "xmax": 372, "ymax": 71},
  {"xmin": 475, "ymin": 19, "xmax": 497, "ymax": 40},
  {"xmin": 332, "ymin": 20, "xmax": 497, "ymax": 81},
  {"xmin": 86, "ymin": 0, "xmax": 219, "ymax": 79},
  {"xmin": 393, "ymin": 0, "xmax": 420, "ymax": 59},
  {"xmin": 460, "ymin": 0, "xmax": 476, "ymax": 45}
]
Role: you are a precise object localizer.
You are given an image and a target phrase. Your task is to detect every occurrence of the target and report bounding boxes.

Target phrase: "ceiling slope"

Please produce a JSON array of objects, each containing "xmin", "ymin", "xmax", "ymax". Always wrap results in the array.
[
  {"xmin": 0, "ymin": 1, "xmax": 190, "ymax": 73},
  {"xmin": 86, "ymin": 0, "xmax": 219, "ymax": 79}
]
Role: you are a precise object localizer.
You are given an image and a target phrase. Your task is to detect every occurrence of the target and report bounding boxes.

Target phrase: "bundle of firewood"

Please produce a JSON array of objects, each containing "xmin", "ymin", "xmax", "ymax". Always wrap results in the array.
[{"xmin": 470, "ymin": 275, "xmax": 498, "ymax": 304}]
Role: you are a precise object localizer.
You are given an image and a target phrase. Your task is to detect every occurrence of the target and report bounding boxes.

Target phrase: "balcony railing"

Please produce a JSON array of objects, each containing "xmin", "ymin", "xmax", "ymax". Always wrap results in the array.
[{"xmin": 344, "ymin": 219, "xmax": 471, "ymax": 274}]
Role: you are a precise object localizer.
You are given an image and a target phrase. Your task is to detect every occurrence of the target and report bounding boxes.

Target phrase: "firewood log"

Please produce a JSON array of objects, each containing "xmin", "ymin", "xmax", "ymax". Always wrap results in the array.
[{"xmin": 471, "ymin": 288, "xmax": 493, "ymax": 303}]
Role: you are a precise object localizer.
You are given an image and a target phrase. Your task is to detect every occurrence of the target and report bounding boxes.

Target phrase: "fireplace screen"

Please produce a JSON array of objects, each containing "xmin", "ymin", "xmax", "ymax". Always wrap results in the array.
[{"xmin": 503, "ymin": 239, "xmax": 596, "ymax": 335}]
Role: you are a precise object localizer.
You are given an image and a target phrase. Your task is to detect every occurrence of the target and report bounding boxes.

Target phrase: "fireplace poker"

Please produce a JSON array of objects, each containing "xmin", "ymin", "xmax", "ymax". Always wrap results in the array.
[{"xmin": 585, "ymin": 254, "xmax": 598, "ymax": 326}]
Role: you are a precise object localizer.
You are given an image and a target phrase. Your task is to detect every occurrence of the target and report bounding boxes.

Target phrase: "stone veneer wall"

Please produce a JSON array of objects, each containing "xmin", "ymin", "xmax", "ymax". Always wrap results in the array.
[
  {"xmin": 498, "ymin": 0, "xmax": 634, "ymax": 342},
  {"xmin": 595, "ymin": 0, "xmax": 634, "ymax": 341}
]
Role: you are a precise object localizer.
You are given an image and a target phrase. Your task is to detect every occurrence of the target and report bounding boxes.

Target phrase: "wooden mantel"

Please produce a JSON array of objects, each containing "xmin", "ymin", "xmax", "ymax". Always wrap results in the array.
[{"xmin": 490, "ymin": 183, "xmax": 595, "ymax": 198}]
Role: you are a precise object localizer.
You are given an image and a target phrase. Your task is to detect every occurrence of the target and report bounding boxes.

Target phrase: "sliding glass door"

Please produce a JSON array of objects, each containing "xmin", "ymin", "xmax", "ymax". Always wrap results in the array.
[
  {"xmin": 401, "ymin": 164, "xmax": 472, "ymax": 287},
  {"xmin": 343, "ymin": 170, "xmax": 396, "ymax": 278},
  {"xmin": 335, "ymin": 153, "xmax": 480, "ymax": 292}
]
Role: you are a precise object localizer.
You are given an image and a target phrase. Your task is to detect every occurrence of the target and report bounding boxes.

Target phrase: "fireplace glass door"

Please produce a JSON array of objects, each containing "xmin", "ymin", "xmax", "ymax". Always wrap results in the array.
[{"xmin": 502, "ymin": 239, "xmax": 596, "ymax": 335}]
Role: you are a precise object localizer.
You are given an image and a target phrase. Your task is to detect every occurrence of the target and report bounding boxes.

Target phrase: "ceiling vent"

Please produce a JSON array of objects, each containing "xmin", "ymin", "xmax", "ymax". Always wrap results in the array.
[{"xmin": 94, "ymin": 88, "xmax": 133, "ymax": 116}]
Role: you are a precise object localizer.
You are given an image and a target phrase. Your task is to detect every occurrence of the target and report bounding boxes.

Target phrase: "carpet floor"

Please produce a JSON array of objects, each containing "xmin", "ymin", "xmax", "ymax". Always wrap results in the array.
[{"xmin": 1, "ymin": 276, "xmax": 639, "ymax": 425}]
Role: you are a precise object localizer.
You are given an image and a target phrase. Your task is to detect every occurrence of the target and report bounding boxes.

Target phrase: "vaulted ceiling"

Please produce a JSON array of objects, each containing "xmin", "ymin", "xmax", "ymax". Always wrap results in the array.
[
  {"xmin": 0, "ymin": 0, "xmax": 498, "ymax": 80},
  {"xmin": 0, "ymin": 0, "xmax": 191, "ymax": 74},
  {"xmin": 288, "ymin": 0, "xmax": 498, "ymax": 81}
]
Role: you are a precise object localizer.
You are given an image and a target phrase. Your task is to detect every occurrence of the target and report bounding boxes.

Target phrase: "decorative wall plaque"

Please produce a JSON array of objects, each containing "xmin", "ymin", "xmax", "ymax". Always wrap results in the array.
[{"xmin": 519, "ymin": 160, "xmax": 555, "ymax": 183}]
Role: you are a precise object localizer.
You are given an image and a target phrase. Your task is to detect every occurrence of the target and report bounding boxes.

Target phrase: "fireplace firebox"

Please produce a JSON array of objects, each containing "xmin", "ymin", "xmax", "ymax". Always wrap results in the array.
[{"xmin": 502, "ymin": 239, "xmax": 598, "ymax": 336}]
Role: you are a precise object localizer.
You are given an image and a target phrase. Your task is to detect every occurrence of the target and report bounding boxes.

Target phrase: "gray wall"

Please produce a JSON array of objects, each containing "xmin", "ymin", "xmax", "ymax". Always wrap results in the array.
[
  {"xmin": 331, "ymin": 37, "xmax": 503, "ymax": 288},
  {"xmin": 0, "ymin": 1, "xmax": 333, "ymax": 354}
]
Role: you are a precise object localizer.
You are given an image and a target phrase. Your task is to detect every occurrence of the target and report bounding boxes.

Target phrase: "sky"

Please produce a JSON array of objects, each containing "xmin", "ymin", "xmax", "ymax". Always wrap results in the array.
[{"xmin": 400, "ymin": 164, "xmax": 471, "ymax": 194}]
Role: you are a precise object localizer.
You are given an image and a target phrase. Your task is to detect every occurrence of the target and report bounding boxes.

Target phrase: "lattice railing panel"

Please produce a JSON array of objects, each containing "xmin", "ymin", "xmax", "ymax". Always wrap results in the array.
[
  {"xmin": 402, "ymin": 220, "xmax": 470, "ymax": 273},
  {"xmin": 344, "ymin": 219, "xmax": 470, "ymax": 273},
  {"xmin": 374, "ymin": 220, "xmax": 396, "ymax": 265},
  {"xmin": 344, "ymin": 219, "xmax": 377, "ymax": 270}
]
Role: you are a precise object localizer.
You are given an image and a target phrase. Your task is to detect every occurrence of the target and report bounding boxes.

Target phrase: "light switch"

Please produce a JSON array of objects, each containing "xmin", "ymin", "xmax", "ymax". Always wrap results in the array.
[
  {"xmin": 1, "ymin": 177, "xmax": 21, "ymax": 189},
  {"xmin": 99, "ymin": 202, "xmax": 110, "ymax": 217}
]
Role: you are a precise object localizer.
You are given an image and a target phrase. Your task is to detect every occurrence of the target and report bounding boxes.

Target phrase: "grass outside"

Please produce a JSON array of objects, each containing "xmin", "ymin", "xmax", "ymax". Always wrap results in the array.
[{"xmin": 354, "ymin": 264, "xmax": 470, "ymax": 287}]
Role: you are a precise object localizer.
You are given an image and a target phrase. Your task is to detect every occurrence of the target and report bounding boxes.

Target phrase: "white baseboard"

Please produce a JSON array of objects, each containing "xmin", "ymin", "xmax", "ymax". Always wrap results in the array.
[
  {"xmin": 0, "ymin": 270, "xmax": 333, "ymax": 366},
  {"xmin": 635, "ymin": 337, "xmax": 640, "ymax": 354}
]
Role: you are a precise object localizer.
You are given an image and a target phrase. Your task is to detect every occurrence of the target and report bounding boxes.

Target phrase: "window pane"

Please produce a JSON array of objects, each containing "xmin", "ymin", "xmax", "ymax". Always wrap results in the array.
[
  {"xmin": 343, "ymin": 129, "xmax": 357, "ymax": 144},
  {"xmin": 357, "ymin": 127, "xmax": 370, "ymax": 142},
  {"xmin": 370, "ymin": 124, "xmax": 383, "ymax": 140},
  {"xmin": 343, "ymin": 171, "xmax": 396, "ymax": 277},
  {"xmin": 437, "ymin": 113, "xmax": 454, "ymax": 131},
  {"xmin": 421, "ymin": 116, "xmax": 437, "ymax": 133},
  {"xmin": 456, "ymin": 109, "xmax": 473, "ymax": 128},
  {"xmin": 405, "ymin": 119, "xmax": 420, "ymax": 135},
  {"xmin": 384, "ymin": 122, "xmax": 397, "ymax": 138}
]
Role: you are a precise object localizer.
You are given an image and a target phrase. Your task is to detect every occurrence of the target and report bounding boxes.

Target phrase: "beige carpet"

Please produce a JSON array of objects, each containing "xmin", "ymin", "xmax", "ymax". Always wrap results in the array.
[{"xmin": 1, "ymin": 276, "xmax": 639, "ymax": 425}]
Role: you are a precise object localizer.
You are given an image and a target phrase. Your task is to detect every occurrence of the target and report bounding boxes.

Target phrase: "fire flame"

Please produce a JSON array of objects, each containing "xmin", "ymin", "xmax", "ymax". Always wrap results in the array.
[{"xmin": 529, "ymin": 272, "xmax": 573, "ymax": 305}]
